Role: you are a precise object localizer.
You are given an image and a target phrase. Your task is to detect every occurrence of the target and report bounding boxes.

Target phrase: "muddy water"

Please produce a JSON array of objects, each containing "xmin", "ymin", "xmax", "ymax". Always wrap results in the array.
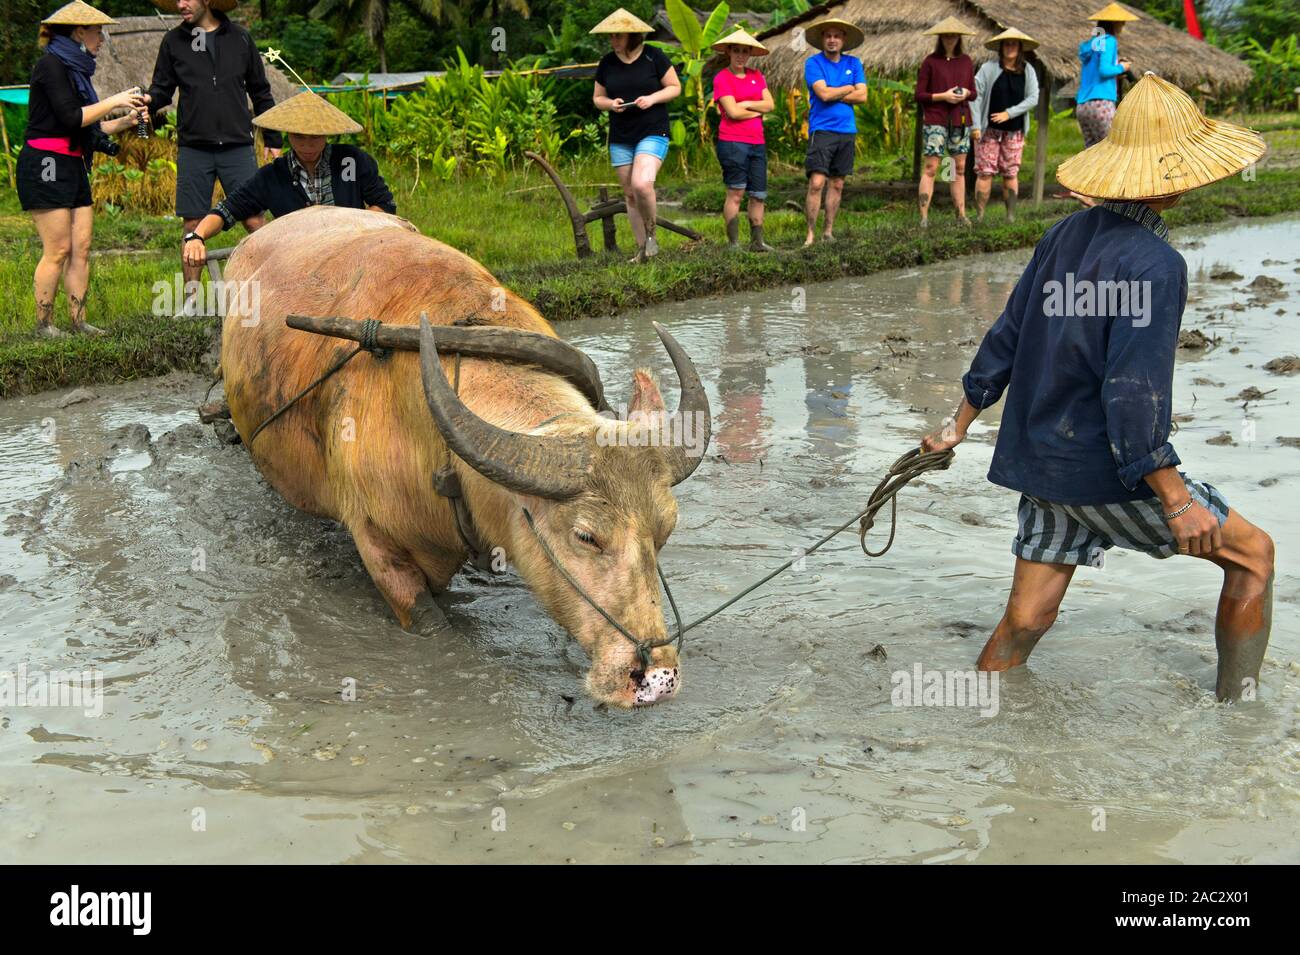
[{"xmin": 3, "ymin": 215, "xmax": 1298, "ymax": 864}]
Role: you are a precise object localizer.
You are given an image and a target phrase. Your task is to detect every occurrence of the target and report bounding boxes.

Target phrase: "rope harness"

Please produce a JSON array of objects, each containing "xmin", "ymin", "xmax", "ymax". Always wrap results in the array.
[
  {"xmin": 521, "ymin": 447, "xmax": 955, "ymax": 671},
  {"xmin": 238, "ymin": 315, "xmax": 954, "ymax": 670},
  {"xmin": 247, "ymin": 318, "xmax": 387, "ymax": 446}
]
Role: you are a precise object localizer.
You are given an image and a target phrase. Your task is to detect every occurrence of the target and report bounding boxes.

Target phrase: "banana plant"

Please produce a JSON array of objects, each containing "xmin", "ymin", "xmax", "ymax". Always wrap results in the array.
[{"xmin": 650, "ymin": 0, "xmax": 732, "ymax": 148}]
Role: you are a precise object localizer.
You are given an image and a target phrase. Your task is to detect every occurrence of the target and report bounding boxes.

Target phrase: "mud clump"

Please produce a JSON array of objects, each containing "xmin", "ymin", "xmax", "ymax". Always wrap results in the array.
[
  {"xmin": 1206, "ymin": 432, "xmax": 1237, "ymax": 446},
  {"xmin": 1209, "ymin": 268, "xmax": 1243, "ymax": 281},
  {"xmin": 1264, "ymin": 355, "xmax": 1300, "ymax": 376},
  {"xmin": 1226, "ymin": 386, "xmax": 1274, "ymax": 403},
  {"xmin": 1279, "ymin": 437, "xmax": 1300, "ymax": 449},
  {"xmin": 1178, "ymin": 329, "xmax": 1219, "ymax": 350}
]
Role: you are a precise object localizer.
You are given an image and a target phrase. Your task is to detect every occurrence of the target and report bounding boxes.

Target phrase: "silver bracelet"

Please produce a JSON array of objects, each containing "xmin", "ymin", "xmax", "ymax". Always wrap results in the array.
[{"xmin": 1163, "ymin": 499, "xmax": 1194, "ymax": 521}]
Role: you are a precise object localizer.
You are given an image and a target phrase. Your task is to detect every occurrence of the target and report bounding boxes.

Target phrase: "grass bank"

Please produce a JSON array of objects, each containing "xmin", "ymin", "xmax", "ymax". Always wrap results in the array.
[{"xmin": 2, "ymin": 112, "xmax": 1299, "ymax": 398}]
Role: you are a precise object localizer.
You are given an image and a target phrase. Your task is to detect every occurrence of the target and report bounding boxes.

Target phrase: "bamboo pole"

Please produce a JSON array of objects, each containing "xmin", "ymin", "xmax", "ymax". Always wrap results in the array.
[
  {"xmin": 1033, "ymin": 66, "xmax": 1051, "ymax": 206},
  {"xmin": 0, "ymin": 107, "xmax": 14, "ymax": 191}
]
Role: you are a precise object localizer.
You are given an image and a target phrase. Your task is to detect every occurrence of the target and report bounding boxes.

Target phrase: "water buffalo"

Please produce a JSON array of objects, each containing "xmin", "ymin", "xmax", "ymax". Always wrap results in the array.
[{"xmin": 220, "ymin": 206, "xmax": 711, "ymax": 707}]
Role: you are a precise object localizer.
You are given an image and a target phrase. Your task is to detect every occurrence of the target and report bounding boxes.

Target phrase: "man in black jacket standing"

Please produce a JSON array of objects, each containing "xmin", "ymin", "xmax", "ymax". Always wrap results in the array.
[{"xmin": 143, "ymin": 0, "xmax": 281, "ymax": 304}]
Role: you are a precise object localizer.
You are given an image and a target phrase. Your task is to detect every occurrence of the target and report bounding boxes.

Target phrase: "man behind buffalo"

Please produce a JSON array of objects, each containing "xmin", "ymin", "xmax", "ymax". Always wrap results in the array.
[
  {"xmin": 182, "ymin": 91, "xmax": 395, "ymax": 267},
  {"xmin": 143, "ymin": 0, "xmax": 280, "ymax": 303}
]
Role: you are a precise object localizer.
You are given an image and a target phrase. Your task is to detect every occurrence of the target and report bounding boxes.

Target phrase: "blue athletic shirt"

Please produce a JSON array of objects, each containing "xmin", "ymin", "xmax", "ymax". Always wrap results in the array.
[{"xmin": 805, "ymin": 52, "xmax": 865, "ymax": 134}]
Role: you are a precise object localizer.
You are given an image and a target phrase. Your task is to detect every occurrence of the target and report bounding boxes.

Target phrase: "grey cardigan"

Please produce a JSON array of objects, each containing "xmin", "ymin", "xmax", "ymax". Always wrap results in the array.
[{"xmin": 971, "ymin": 59, "xmax": 1039, "ymax": 134}]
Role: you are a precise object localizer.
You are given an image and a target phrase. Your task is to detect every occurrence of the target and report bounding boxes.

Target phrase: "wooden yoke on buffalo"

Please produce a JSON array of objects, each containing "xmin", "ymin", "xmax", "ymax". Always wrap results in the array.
[
  {"xmin": 524, "ymin": 150, "xmax": 702, "ymax": 259},
  {"xmin": 204, "ymin": 245, "xmax": 233, "ymax": 285},
  {"xmin": 285, "ymin": 313, "xmax": 611, "ymax": 414},
  {"xmin": 286, "ymin": 312, "xmax": 614, "ymax": 573}
]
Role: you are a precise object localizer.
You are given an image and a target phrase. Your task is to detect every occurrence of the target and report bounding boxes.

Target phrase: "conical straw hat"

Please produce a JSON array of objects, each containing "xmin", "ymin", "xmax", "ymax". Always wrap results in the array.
[
  {"xmin": 41, "ymin": 1, "xmax": 116, "ymax": 26},
  {"xmin": 590, "ymin": 8, "xmax": 654, "ymax": 34},
  {"xmin": 804, "ymin": 18, "xmax": 865, "ymax": 52},
  {"xmin": 1056, "ymin": 72, "xmax": 1266, "ymax": 200},
  {"xmin": 253, "ymin": 91, "xmax": 363, "ymax": 136},
  {"xmin": 1088, "ymin": 2, "xmax": 1139, "ymax": 22},
  {"xmin": 985, "ymin": 27, "xmax": 1039, "ymax": 53},
  {"xmin": 712, "ymin": 28, "xmax": 769, "ymax": 56},
  {"xmin": 923, "ymin": 16, "xmax": 977, "ymax": 36},
  {"xmin": 150, "ymin": 0, "xmax": 238, "ymax": 11}
]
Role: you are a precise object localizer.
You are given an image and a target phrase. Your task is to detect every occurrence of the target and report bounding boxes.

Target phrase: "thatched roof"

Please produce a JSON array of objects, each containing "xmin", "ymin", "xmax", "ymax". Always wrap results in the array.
[
  {"xmin": 757, "ymin": 0, "xmax": 1252, "ymax": 93},
  {"xmin": 97, "ymin": 15, "xmax": 298, "ymax": 112}
]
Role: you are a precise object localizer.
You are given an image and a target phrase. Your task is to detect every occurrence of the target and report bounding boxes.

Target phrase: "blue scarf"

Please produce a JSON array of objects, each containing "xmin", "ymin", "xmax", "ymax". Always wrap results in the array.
[{"xmin": 47, "ymin": 34, "xmax": 99, "ymax": 106}]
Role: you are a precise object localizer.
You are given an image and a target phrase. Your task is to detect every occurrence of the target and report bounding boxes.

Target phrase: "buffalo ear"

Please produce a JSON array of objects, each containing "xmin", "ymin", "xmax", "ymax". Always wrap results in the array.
[{"xmin": 628, "ymin": 369, "xmax": 666, "ymax": 416}]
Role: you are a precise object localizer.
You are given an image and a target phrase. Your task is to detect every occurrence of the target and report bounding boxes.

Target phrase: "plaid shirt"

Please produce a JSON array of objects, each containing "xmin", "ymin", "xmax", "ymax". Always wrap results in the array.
[
  {"xmin": 1100, "ymin": 199, "xmax": 1170, "ymax": 242},
  {"xmin": 288, "ymin": 143, "xmax": 334, "ymax": 207}
]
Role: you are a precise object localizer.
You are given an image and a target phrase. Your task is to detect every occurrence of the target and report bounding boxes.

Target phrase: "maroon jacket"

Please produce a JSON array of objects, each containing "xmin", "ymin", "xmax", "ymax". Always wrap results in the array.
[{"xmin": 914, "ymin": 53, "xmax": 976, "ymax": 126}]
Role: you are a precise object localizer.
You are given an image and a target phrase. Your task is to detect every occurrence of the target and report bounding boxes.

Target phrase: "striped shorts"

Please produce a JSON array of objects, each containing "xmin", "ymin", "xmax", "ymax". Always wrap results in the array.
[{"xmin": 1013, "ymin": 477, "xmax": 1230, "ymax": 566}]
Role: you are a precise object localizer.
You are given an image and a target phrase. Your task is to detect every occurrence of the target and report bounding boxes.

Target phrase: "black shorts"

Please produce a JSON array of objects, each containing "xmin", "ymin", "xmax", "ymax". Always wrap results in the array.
[
  {"xmin": 805, "ymin": 130, "xmax": 855, "ymax": 179},
  {"xmin": 16, "ymin": 145, "xmax": 92, "ymax": 211},
  {"xmin": 176, "ymin": 144, "xmax": 259, "ymax": 219}
]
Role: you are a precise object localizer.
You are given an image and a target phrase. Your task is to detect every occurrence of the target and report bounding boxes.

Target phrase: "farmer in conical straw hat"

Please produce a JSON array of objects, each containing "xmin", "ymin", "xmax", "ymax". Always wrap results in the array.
[
  {"xmin": 914, "ymin": 16, "xmax": 977, "ymax": 228},
  {"xmin": 591, "ymin": 8, "xmax": 681, "ymax": 264},
  {"xmin": 711, "ymin": 28, "xmax": 776, "ymax": 252},
  {"xmin": 182, "ymin": 92, "xmax": 396, "ymax": 269},
  {"xmin": 1076, "ymin": 2, "xmax": 1139, "ymax": 147},
  {"xmin": 970, "ymin": 27, "xmax": 1039, "ymax": 223},
  {"xmin": 140, "ymin": 0, "xmax": 281, "ymax": 310},
  {"xmin": 921, "ymin": 73, "xmax": 1272, "ymax": 702},
  {"xmin": 801, "ymin": 18, "xmax": 865, "ymax": 246},
  {"xmin": 21, "ymin": 1, "xmax": 149, "ymax": 338}
]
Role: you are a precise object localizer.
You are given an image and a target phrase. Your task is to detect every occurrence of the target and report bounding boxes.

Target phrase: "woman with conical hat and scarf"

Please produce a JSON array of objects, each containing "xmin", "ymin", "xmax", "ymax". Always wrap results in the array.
[
  {"xmin": 19, "ymin": 1, "xmax": 149, "ymax": 337},
  {"xmin": 921, "ymin": 74, "xmax": 1274, "ymax": 704}
]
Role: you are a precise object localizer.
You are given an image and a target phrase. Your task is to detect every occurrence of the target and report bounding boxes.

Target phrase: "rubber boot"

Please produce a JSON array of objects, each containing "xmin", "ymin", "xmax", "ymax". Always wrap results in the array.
[
  {"xmin": 726, "ymin": 217, "xmax": 740, "ymax": 248},
  {"xmin": 1005, "ymin": 189, "xmax": 1018, "ymax": 223},
  {"xmin": 748, "ymin": 222, "xmax": 774, "ymax": 252}
]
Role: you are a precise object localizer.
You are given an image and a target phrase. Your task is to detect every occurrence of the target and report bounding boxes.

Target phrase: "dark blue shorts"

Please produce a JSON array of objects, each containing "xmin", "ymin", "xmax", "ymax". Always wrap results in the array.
[
  {"xmin": 176, "ymin": 144, "xmax": 259, "ymax": 219},
  {"xmin": 715, "ymin": 140, "xmax": 768, "ymax": 200}
]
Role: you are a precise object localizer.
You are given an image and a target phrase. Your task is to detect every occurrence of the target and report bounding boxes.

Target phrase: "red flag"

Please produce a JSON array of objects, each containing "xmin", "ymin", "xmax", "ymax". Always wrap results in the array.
[{"xmin": 1184, "ymin": 0, "xmax": 1204, "ymax": 40}]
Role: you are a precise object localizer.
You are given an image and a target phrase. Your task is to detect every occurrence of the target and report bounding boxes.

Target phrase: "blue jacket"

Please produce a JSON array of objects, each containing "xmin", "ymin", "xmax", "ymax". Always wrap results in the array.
[
  {"xmin": 1076, "ymin": 34, "xmax": 1127, "ymax": 103},
  {"xmin": 961, "ymin": 204, "xmax": 1188, "ymax": 505}
]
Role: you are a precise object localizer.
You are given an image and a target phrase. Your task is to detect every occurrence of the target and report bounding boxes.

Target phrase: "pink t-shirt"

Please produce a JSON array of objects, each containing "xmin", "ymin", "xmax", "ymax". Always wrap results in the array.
[{"xmin": 712, "ymin": 68, "xmax": 767, "ymax": 145}]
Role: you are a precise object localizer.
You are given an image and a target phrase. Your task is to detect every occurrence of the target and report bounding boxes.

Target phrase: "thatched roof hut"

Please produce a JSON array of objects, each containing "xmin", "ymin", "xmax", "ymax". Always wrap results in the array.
[
  {"xmin": 755, "ymin": 0, "xmax": 1253, "ymax": 201},
  {"xmin": 757, "ymin": 0, "xmax": 1252, "ymax": 92},
  {"xmin": 96, "ymin": 15, "xmax": 298, "ymax": 111}
]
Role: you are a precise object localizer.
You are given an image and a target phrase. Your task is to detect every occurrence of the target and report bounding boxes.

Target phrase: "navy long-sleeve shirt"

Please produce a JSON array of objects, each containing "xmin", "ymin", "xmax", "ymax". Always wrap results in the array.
[{"xmin": 961, "ymin": 202, "xmax": 1187, "ymax": 505}]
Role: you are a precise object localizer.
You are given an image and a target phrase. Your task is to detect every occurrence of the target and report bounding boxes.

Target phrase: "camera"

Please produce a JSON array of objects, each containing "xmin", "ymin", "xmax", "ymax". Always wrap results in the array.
[{"xmin": 89, "ymin": 128, "xmax": 120, "ymax": 157}]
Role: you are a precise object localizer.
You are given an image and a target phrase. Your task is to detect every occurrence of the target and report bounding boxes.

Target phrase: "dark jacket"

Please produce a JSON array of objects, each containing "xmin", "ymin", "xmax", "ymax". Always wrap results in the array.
[
  {"xmin": 961, "ymin": 204, "xmax": 1187, "ymax": 505},
  {"xmin": 213, "ymin": 144, "xmax": 396, "ymax": 226},
  {"xmin": 145, "ymin": 12, "xmax": 281, "ymax": 149},
  {"xmin": 24, "ymin": 53, "xmax": 93, "ymax": 159}
]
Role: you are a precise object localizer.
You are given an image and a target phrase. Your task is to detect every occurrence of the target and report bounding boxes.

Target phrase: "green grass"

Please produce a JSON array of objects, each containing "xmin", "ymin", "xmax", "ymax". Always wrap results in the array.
[{"xmin": 2, "ymin": 110, "xmax": 1299, "ymax": 398}]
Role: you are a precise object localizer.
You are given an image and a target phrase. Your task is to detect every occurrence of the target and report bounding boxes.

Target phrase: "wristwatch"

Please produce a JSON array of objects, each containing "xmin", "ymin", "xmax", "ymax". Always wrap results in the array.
[{"xmin": 183, "ymin": 231, "xmax": 205, "ymax": 244}]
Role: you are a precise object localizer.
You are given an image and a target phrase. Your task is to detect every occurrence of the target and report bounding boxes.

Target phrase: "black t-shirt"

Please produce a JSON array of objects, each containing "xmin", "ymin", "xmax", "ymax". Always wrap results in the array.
[
  {"xmin": 595, "ymin": 45, "xmax": 673, "ymax": 145},
  {"xmin": 988, "ymin": 69, "xmax": 1026, "ymax": 131}
]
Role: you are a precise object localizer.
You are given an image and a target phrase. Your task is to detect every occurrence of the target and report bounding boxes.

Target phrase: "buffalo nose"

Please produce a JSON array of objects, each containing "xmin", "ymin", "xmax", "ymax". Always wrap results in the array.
[{"xmin": 633, "ymin": 667, "xmax": 679, "ymax": 705}]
